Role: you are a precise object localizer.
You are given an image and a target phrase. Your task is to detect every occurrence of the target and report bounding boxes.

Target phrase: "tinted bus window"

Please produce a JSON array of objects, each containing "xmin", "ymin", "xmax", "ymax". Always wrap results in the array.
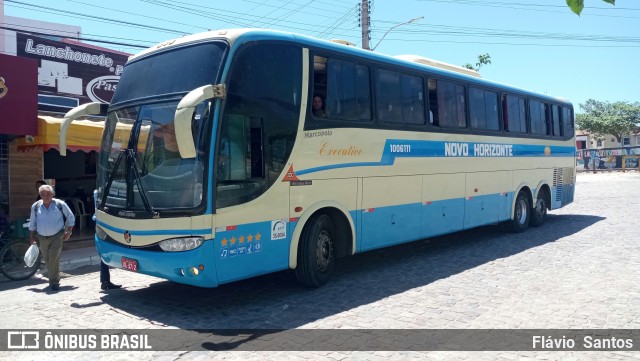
[
  {"xmin": 504, "ymin": 95, "xmax": 526, "ymax": 133},
  {"xmin": 218, "ymin": 43, "xmax": 301, "ymax": 208},
  {"xmin": 469, "ymin": 87, "xmax": 499, "ymax": 131},
  {"xmin": 376, "ymin": 69, "xmax": 403, "ymax": 123},
  {"xmin": 427, "ymin": 79, "xmax": 437, "ymax": 125},
  {"xmin": 376, "ymin": 70, "xmax": 425, "ymax": 126},
  {"xmin": 436, "ymin": 80, "xmax": 466, "ymax": 128},
  {"xmin": 402, "ymin": 74, "xmax": 426, "ymax": 125},
  {"xmin": 325, "ymin": 58, "xmax": 371, "ymax": 121},
  {"xmin": 530, "ymin": 100, "xmax": 548, "ymax": 135},
  {"xmin": 562, "ymin": 107, "xmax": 574, "ymax": 138},
  {"xmin": 552, "ymin": 105, "xmax": 562, "ymax": 136}
]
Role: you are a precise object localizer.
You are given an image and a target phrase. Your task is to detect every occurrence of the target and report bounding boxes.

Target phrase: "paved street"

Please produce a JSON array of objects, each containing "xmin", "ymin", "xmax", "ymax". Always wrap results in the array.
[{"xmin": 0, "ymin": 172, "xmax": 638, "ymax": 360}]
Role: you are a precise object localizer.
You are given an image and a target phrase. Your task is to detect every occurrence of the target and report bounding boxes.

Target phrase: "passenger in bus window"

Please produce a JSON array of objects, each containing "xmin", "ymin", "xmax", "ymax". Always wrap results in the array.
[{"xmin": 312, "ymin": 95, "xmax": 326, "ymax": 117}]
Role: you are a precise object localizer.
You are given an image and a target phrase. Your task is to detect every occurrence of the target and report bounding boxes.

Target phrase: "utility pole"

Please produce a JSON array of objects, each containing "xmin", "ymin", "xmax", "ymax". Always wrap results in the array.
[{"xmin": 360, "ymin": 0, "xmax": 370, "ymax": 50}]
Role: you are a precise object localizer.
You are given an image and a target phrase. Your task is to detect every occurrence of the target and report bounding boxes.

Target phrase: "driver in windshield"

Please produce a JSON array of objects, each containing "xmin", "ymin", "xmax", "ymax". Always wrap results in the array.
[{"xmin": 148, "ymin": 122, "xmax": 180, "ymax": 168}]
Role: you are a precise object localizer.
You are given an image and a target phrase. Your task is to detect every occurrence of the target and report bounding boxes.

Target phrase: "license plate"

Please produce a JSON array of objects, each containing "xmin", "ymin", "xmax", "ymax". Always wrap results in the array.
[{"xmin": 121, "ymin": 257, "xmax": 138, "ymax": 272}]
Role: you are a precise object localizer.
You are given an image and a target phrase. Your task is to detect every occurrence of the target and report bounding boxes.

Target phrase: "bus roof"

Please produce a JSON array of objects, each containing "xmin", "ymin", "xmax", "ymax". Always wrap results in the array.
[{"xmin": 128, "ymin": 28, "xmax": 572, "ymax": 106}]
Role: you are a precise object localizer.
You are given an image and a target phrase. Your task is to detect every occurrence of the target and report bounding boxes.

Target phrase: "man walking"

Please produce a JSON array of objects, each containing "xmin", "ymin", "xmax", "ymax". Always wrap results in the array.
[{"xmin": 29, "ymin": 185, "xmax": 75, "ymax": 291}]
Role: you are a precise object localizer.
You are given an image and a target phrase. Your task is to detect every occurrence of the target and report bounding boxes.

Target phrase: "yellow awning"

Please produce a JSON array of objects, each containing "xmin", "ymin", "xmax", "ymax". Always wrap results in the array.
[{"xmin": 17, "ymin": 116, "xmax": 105, "ymax": 153}]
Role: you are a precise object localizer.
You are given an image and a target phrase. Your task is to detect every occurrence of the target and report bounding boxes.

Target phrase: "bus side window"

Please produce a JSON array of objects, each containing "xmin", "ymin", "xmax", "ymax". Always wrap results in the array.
[
  {"xmin": 436, "ymin": 80, "xmax": 466, "ymax": 128},
  {"xmin": 313, "ymin": 55, "xmax": 327, "ymax": 117},
  {"xmin": 504, "ymin": 94, "xmax": 526, "ymax": 133},
  {"xmin": 562, "ymin": 106, "xmax": 574, "ymax": 138},
  {"xmin": 428, "ymin": 79, "xmax": 438, "ymax": 125},
  {"xmin": 552, "ymin": 104, "xmax": 561, "ymax": 137},
  {"xmin": 530, "ymin": 100, "xmax": 547, "ymax": 135}
]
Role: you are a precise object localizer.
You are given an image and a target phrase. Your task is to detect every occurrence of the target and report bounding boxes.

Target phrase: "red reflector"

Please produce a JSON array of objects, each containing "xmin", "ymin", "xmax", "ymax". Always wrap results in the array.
[{"xmin": 226, "ymin": 225, "xmax": 237, "ymax": 231}]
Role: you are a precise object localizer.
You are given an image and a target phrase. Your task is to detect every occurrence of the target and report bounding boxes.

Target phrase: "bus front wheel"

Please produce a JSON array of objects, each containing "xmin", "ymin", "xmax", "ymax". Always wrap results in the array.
[
  {"xmin": 506, "ymin": 191, "xmax": 530, "ymax": 233},
  {"xmin": 295, "ymin": 214, "xmax": 336, "ymax": 288}
]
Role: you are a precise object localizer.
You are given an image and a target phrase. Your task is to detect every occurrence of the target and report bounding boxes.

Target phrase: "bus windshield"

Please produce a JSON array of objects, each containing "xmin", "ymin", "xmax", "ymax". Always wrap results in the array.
[
  {"xmin": 96, "ymin": 42, "xmax": 225, "ymax": 216},
  {"xmin": 97, "ymin": 101, "xmax": 210, "ymax": 215},
  {"xmin": 111, "ymin": 42, "xmax": 227, "ymax": 105}
]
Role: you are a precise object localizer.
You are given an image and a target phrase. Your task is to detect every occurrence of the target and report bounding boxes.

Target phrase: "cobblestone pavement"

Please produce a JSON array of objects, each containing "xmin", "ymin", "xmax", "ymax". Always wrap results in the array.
[{"xmin": 1, "ymin": 172, "xmax": 638, "ymax": 360}]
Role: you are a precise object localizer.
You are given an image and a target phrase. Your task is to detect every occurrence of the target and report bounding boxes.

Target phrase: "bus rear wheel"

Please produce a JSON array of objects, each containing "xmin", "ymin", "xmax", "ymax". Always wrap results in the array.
[
  {"xmin": 530, "ymin": 189, "xmax": 548, "ymax": 227},
  {"xmin": 506, "ymin": 191, "xmax": 530, "ymax": 233},
  {"xmin": 295, "ymin": 214, "xmax": 336, "ymax": 288}
]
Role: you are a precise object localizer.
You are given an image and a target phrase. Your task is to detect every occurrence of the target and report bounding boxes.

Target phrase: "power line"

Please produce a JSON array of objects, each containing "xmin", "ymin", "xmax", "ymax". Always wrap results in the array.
[
  {"xmin": 5, "ymin": 0, "xmax": 190, "ymax": 35},
  {"xmin": 66, "ymin": 0, "xmax": 208, "ymax": 32},
  {"xmin": 0, "ymin": 25, "xmax": 149, "ymax": 48},
  {"xmin": 2, "ymin": 21, "xmax": 157, "ymax": 45},
  {"xmin": 416, "ymin": 0, "xmax": 640, "ymax": 19},
  {"xmin": 4, "ymin": 0, "xmax": 638, "ymax": 51},
  {"xmin": 380, "ymin": 37, "xmax": 640, "ymax": 48}
]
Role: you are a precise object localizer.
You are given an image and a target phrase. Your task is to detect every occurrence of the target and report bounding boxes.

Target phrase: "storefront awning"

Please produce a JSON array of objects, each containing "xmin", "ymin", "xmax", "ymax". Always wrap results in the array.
[{"xmin": 16, "ymin": 115, "xmax": 105, "ymax": 153}]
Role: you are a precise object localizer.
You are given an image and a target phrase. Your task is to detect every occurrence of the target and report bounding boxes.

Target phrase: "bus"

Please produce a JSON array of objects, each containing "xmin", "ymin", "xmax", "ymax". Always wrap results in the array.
[{"xmin": 59, "ymin": 29, "xmax": 576, "ymax": 288}]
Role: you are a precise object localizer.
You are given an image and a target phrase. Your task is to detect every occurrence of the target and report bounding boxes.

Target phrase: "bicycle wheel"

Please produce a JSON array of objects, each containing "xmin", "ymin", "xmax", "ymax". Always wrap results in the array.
[{"xmin": 0, "ymin": 241, "xmax": 40, "ymax": 281}]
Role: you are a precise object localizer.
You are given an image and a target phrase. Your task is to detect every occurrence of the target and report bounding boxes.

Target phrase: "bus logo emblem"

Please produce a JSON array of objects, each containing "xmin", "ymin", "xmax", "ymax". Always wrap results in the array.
[{"xmin": 124, "ymin": 231, "xmax": 131, "ymax": 243}]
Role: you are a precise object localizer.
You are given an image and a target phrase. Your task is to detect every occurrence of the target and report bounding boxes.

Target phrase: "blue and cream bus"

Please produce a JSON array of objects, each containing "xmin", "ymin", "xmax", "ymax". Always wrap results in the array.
[{"xmin": 60, "ymin": 29, "xmax": 576, "ymax": 288}]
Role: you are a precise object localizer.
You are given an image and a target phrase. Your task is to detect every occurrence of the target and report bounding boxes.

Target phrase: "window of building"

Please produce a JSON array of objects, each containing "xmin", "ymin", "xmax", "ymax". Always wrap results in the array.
[
  {"xmin": 623, "ymin": 137, "xmax": 631, "ymax": 146},
  {"xmin": 597, "ymin": 139, "xmax": 603, "ymax": 147},
  {"xmin": 504, "ymin": 95, "xmax": 526, "ymax": 133},
  {"xmin": 469, "ymin": 87, "xmax": 499, "ymax": 131}
]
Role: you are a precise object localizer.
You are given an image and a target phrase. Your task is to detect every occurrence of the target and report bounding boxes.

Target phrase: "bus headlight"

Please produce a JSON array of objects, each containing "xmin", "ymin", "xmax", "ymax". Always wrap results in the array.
[
  {"xmin": 95, "ymin": 225, "xmax": 107, "ymax": 240},
  {"xmin": 159, "ymin": 237, "xmax": 204, "ymax": 252}
]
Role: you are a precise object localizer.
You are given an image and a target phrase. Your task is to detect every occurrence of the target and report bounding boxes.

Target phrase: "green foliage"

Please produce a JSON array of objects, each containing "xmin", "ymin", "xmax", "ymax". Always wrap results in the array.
[
  {"xmin": 576, "ymin": 99, "xmax": 640, "ymax": 144},
  {"xmin": 462, "ymin": 53, "xmax": 492, "ymax": 72},
  {"xmin": 567, "ymin": 0, "xmax": 615, "ymax": 15}
]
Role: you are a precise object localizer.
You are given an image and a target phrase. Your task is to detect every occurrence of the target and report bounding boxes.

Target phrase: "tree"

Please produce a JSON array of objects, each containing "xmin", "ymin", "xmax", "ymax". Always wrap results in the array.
[
  {"xmin": 462, "ymin": 53, "xmax": 491, "ymax": 72},
  {"xmin": 576, "ymin": 99, "xmax": 640, "ymax": 145},
  {"xmin": 567, "ymin": 0, "xmax": 615, "ymax": 15}
]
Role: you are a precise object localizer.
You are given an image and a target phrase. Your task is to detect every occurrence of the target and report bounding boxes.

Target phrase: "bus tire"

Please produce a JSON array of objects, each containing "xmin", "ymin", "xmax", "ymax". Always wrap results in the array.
[
  {"xmin": 295, "ymin": 213, "xmax": 336, "ymax": 288},
  {"xmin": 530, "ymin": 188, "xmax": 548, "ymax": 227},
  {"xmin": 506, "ymin": 191, "xmax": 530, "ymax": 233}
]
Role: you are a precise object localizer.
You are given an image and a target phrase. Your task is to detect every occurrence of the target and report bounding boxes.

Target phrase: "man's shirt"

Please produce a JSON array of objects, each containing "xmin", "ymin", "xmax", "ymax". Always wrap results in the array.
[{"xmin": 29, "ymin": 200, "xmax": 75, "ymax": 236}]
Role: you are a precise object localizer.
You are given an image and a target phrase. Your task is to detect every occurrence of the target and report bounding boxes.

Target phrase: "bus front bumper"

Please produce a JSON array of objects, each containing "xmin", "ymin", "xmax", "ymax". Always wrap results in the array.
[{"xmin": 95, "ymin": 236, "xmax": 219, "ymax": 288}]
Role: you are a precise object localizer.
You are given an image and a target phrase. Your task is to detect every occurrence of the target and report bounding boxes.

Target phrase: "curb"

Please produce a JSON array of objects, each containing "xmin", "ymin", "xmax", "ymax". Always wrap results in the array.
[{"xmin": 60, "ymin": 255, "xmax": 102, "ymax": 272}]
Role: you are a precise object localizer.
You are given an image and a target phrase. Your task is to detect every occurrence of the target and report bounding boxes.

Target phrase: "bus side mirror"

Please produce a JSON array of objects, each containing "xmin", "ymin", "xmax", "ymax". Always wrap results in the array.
[
  {"xmin": 59, "ymin": 102, "xmax": 108, "ymax": 156},
  {"xmin": 174, "ymin": 84, "xmax": 225, "ymax": 159}
]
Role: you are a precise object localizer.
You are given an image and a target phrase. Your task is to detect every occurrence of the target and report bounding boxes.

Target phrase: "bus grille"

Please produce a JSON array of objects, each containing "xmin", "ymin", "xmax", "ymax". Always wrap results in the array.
[{"xmin": 553, "ymin": 167, "xmax": 575, "ymax": 205}]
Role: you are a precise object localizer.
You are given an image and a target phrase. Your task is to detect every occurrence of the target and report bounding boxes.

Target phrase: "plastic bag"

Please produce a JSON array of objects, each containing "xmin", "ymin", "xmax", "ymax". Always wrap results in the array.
[{"xmin": 24, "ymin": 244, "xmax": 39, "ymax": 267}]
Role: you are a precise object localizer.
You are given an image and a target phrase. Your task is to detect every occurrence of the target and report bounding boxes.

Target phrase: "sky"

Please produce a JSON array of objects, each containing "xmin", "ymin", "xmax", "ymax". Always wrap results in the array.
[{"xmin": 3, "ymin": 0, "xmax": 639, "ymax": 112}]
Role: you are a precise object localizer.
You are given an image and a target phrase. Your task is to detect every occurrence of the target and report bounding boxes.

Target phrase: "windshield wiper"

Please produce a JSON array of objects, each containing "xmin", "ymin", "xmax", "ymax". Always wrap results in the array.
[
  {"xmin": 100, "ymin": 149, "xmax": 157, "ymax": 218},
  {"xmin": 100, "ymin": 149, "xmax": 126, "ymax": 209},
  {"xmin": 127, "ymin": 150, "xmax": 158, "ymax": 218}
]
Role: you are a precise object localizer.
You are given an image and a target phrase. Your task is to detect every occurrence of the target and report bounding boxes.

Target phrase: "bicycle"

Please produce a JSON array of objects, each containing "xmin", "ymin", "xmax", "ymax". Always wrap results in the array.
[{"xmin": 0, "ymin": 224, "xmax": 42, "ymax": 281}]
